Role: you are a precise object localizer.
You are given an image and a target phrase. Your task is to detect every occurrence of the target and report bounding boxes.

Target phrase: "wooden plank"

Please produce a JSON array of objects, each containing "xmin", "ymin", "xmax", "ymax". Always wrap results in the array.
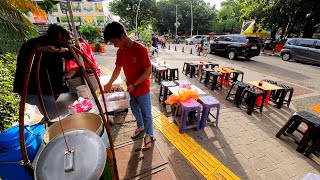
[{"xmin": 247, "ymin": 80, "xmax": 283, "ymax": 91}]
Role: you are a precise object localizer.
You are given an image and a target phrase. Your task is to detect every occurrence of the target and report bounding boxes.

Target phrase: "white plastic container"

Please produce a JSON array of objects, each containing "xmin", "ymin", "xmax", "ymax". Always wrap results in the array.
[{"xmin": 98, "ymin": 92, "xmax": 130, "ymax": 112}]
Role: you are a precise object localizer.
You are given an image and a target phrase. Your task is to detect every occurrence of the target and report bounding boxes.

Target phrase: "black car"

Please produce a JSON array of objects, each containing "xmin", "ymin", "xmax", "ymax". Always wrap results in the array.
[
  {"xmin": 210, "ymin": 35, "xmax": 261, "ymax": 60},
  {"xmin": 280, "ymin": 38, "xmax": 320, "ymax": 65}
]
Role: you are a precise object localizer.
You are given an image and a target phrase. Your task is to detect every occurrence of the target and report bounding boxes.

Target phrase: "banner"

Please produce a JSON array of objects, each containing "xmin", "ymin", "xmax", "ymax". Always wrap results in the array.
[{"xmin": 32, "ymin": 9, "xmax": 47, "ymax": 23}]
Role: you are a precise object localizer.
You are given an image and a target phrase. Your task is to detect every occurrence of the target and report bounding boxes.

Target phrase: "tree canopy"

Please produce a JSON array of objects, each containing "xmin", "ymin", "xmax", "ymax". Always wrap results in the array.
[{"xmin": 109, "ymin": 0, "xmax": 320, "ymax": 38}]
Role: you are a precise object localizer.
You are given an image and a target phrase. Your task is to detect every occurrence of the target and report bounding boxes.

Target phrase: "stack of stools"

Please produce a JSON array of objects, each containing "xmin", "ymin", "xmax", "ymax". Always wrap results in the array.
[
  {"xmin": 182, "ymin": 62, "xmax": 190, "ymax": 75},
  {"xmin": 167, "ymin": 67, "xmax": 179, "ymax": 81},
  {"xmin": 199, "ymin": 68, "xmax": 214, "ymax": 84},
  {"xmin": 272, "ymin": 84, "xmax": 294, "ymax": 109},
  {"xmin": 231, "ymin": 70, "xmax": 244, "ymax": 83},
  {"xmin": 240, "ymin": 87, "xmax": 266, "ymax": 115},
  {"xmin": 188, "ymin": 63, "xmax": 198, "ymax": 78},
  {"xmin": 226, "ymin": 81, "xmax": 250, "ymax": 106},
  {"xmin": 206, "ymin": 62, "xmax": 219, "ymax": 69},
  {"xmin": 276, "ymin": 111, "xmax": 320, "ymax": 153},
  {"xmin": 175, "ymin": 98, "xmax": 201, "ymax": 134},
  {"xmin": 206, "ymin": 71, "xmax": 222, "ymax": 90},
  {"xmin": 197, "ymin": 96, "xmax": 220, "ymax": 129},
  {"xmin": 158, "ymin": 81, "xmax": 177, "ymax": 105},
  {"xmin": 155, "ymin": 67, "xmax": 168, "ymax": 85}
]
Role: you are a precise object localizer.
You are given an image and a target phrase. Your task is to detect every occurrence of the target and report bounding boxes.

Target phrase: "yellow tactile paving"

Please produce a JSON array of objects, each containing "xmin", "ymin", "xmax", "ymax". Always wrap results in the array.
[
  {"xmin": 209, "ymin": 165, "xmax": 240, "ymax": 180},
  {"xmin": 188, "ymin": 149, "xmax": 221, "ymax": 178},
  {"xmin": 151, "ymin": 106, "xmax": 240, "ymax": 180},
  {"xmin": 173, "ymin": 134, "xmax": 201, "ymax": 156},
  {"xmin": 162, "ymin": 124, "xmax": 180, "ymax": 142}
]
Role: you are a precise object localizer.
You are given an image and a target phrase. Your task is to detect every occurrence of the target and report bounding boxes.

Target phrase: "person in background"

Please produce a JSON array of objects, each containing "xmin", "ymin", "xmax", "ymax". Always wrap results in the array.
[
  {"xmin": 151, "ymin": 33, "xmax": 158, "ymax": 56},
  {"xmin": 13, "ymin": 24, "xmax": 73, "ymax": 121},
  {"xmin": 103, "ymin": 21, "xmax": 155, "ymax": 151}
]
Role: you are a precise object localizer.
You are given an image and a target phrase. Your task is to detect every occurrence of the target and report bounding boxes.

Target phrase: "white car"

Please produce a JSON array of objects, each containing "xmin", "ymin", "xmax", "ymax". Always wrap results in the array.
[{"xmin": 185, "ymin": 35, "xmax": 209, "ymax": 45}]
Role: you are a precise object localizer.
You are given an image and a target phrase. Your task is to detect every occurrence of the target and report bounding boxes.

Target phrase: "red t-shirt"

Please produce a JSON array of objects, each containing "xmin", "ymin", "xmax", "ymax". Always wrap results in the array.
[{"xmin": 115, "ymin": 42, "xmax": 151, "ymax": 96}]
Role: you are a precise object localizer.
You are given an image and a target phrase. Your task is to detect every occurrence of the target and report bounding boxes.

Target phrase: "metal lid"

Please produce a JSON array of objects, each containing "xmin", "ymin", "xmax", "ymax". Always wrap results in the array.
[{"xmin": 35, "ymin": 129, "xmax": 106, "ymax": 180}]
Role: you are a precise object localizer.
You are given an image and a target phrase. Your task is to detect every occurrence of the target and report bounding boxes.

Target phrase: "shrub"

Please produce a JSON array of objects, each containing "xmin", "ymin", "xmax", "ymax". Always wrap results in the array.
[
  {"xmin": 95, "ymin": 43, "xmax": 101, "ymax": 52},
  {"xmin": 80, "ymin": 25, "xmax": 100, "ymax": 44},
  {"xmin": 0, "ymin": 53, "xmax": 20, "ymax": 132}
]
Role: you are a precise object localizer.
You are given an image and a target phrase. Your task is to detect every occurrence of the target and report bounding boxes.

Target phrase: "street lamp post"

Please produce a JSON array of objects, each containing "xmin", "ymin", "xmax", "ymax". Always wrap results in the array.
[
  {"xmin": 135, "ymin": 0, "xmax": 142, "ymax": 35},
  {"xmin": 191, "ymin": 0, "xmax": 193, "ymax": 36},
  {"xmin": 175, "ymin": 4, "xmax": 178, "ymax": 38}
]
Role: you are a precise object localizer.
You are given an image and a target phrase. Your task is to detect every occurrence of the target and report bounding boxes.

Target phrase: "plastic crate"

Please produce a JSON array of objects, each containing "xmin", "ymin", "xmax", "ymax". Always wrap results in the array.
[{"xmin": 99, "ymin": 92, "xmax": 130, "ymax": 112}]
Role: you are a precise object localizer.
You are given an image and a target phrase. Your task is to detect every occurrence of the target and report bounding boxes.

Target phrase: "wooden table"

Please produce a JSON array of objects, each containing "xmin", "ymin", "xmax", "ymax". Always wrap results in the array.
[
  {"xmin": 247, "ymin": 80, "xmax": 283, "ymax": 106},
  {"xmin": 214, "ymin": 67, "xmax": 236, "ymax": 86}
]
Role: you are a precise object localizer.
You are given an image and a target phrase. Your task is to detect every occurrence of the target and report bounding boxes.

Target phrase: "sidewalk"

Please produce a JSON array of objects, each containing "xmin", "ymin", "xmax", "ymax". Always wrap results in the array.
[{"xmin": 97, "ymin": 46, "xmax": 319, "ymax": 179}]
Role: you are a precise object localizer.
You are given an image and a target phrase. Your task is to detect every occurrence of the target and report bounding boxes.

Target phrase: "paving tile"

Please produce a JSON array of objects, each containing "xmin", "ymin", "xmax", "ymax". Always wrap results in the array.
[{"xmin": 248, "ymin": 156, "xmax": 276, "ymax": 171}]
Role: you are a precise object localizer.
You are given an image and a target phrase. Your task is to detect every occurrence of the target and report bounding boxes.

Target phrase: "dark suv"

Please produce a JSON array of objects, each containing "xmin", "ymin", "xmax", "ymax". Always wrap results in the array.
[
  {"xmin": 280, "ymin": 38, "xmax": 320, "ymax": 65},
  {"xmin": 210, "ymin": 35, "xmax": 261, "ymax": 60}
]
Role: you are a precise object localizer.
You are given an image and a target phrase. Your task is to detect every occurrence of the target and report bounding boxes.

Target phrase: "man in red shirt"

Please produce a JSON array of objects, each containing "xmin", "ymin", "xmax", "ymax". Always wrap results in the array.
[{"xmin": 103, "ymin": 21, "xmax": 154, "ymax": 151}]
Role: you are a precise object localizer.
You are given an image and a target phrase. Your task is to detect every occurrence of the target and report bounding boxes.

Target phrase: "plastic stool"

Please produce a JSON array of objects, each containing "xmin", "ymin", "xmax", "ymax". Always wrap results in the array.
[
  {"xmin": 155, "ymin": 67, "xmax": 168, "ymax": 85},
  {"xmin": 197, "ymin": 96, "xmax": 220, "ymax": 129},
  {"xmin": 175, "ymin": 98, "xmax": 201, "ymax": 134},
  {"xmin": 199, "ymin": 68, "xmax": 214, "ymax": 84},
  {"xmin": 158, "ymin": 81, "xmax": 176, "ymax": 104},
  {"xmin": 182, "ymin": 62, "xmax": 190, "ymax": 74},
  {"xmin": 276, "ymin": 111, "xmax": 320, "ymax": 153},
  {"xmin": 226, "ymin": 81, "xmax": 250, "ymax": 106},
  {"xmin": 231, "ymin": 70, "xmax": 244, "ymax": 83},
  {"xmin": 206, "ymin": 62, "xmax": 219, "ymax": 69},
  {"xmin": 167, "ymin": 67, "xmax": 179, "ymax": 81},
  {"xmin": 240, "ymin": 87, "xmax": 266, "ymax": 115}
]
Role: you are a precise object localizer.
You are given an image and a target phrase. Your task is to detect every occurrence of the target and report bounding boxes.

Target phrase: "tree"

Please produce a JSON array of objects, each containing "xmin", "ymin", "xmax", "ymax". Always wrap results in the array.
[
  {"xmin": 212, "ymin": 0, "xmax": 242, "ymax": 34},
  {"xmin": 109, "ymin": 0, "xmax": 157, "ymax": 30},
  {"xmin": 239, "ymin": 0, "xmax": 320, "ymax": 38},
  {"xmin": 153, "ymin": 0, "xmax": 215, "ymax": 36},
  {"xmin": 80, "ymin": 25, "xmax": 100, "ymax": 43}
]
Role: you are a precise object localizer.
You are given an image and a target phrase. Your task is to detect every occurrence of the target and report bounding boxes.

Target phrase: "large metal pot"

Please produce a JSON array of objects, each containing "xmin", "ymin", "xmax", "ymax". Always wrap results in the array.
[
  {"xmin": 44, "ymin": 113, "xmax": 103, "ymax": 144},
  {"xmin": 35, "ymin": 129, "xmax": 106, "ymax": 180}
]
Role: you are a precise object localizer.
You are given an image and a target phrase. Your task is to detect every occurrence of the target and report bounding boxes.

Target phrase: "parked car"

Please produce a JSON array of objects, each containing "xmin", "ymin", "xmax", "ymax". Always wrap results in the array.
[
  {"xmin": 280, "ymin": 38, "xmax": 320, "ymax": 65},
  {"xmin": 209, "ymin": 35, "xmax": 261, "ymax": 60},
  {"xmin": 185, "ymin": 35, "xmax": 209, "ymax": 45}
]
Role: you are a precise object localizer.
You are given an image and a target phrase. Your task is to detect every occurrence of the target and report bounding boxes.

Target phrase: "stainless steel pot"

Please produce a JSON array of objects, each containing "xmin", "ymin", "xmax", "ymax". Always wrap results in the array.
[
  {"xmin": 35, "ymin": 129, "xmax": 106, "ymax": 180},
  {"xmin": 44, "ymin": 113, "xmax": 103, "ymax": 144}
]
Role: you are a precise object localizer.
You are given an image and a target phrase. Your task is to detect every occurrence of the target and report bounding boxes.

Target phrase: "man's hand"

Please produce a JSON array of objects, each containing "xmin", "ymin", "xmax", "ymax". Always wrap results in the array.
[
  {"xmin": 104, "ymin": 82, "xmax": 112, "ymax": 92},
  {"xmin": 37, "ymin": 46, "xmax": 69, "ymax": 53},
  {"xmin": 127, "ymin": 84, "xmax": 135, "ymax": 93}
]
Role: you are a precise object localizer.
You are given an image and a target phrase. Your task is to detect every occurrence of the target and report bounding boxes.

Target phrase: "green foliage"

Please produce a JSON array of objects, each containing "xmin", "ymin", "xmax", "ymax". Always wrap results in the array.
[
  {"xmin": 0, "ymin": 53, "xmax": 20, "ymax": 132},
  {"xmin": 0, "ymin": 3, "xmax": 39, "ymax": 54},
  {"xmin": 109, "ymin": 0, "xmax": 157, "ymax": 30},
  {"xmin": 153, "ymin": 0, "xmax": 215, "ymax": 36},
  {"xmin": 80, "ymin": 25, "xmax": 100, "ymax": 43},
  {"xmin": 95, "ymin": 42, "xmax": 101, "ymax": 52}
]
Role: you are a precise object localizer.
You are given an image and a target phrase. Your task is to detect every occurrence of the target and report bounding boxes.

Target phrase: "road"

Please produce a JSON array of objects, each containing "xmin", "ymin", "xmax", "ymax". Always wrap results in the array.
[{"xmin": 96, "ymin": 44, "xmax": 320, "ymax": 111}]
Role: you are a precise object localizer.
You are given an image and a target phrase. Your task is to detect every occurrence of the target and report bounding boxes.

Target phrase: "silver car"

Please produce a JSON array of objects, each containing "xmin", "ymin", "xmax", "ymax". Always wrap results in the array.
[{"xmin": 280, "ymin": 38, "xmax": 320, "ymax": 65}]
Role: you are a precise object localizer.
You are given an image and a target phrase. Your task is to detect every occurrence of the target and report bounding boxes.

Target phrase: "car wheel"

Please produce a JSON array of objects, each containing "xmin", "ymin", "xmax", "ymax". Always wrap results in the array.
[
  {"xmin": 281, "ymin": 52, "xmax": 292, "ymax": 61},
  {"xmin": 227, "ymin": 50, "xmax": 236, "ymax": 60},
  {"xmin": 190, "ymin": 41, "xmax": 193, "ymax": 45}
]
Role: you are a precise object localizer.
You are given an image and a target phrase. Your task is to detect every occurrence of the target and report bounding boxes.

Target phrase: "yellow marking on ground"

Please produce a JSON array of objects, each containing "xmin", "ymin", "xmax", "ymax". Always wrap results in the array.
[
  {"xmin": 188, "ymin": 149, "xmax": 221, "ymax": 178},
  {"xmin": 100, "ymin": 66, "xmax": 112, "ymax": 75},
  {"xmin": 151, "ymin": 106, "xmax": 240, "ymax": 180}
]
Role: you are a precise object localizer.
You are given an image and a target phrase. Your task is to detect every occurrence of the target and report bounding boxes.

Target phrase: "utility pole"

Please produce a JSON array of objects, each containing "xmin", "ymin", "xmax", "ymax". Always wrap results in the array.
[
  {"xmin": 135, "ymin": 0, "xmax": 142, "ymax": 35},
  {"xmin": 175, "ymin": 4, "xmax": 178, "ymax": 39},
  {"xmin": 191, "ymin": 0, "xmax": 193, "ymax": 37}
]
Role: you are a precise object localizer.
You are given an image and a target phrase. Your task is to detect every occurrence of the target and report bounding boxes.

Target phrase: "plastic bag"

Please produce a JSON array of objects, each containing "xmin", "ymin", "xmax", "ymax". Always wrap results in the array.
[{"xmin": 165, "ymin": 88, "xmax": 199, "ymax": 105}]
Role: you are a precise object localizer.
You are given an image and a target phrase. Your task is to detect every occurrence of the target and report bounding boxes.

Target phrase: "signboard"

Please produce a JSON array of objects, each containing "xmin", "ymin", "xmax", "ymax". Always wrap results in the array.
[{"xmin": 32, "ymin": 9, "xmax": 47, "ymax": 23}]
